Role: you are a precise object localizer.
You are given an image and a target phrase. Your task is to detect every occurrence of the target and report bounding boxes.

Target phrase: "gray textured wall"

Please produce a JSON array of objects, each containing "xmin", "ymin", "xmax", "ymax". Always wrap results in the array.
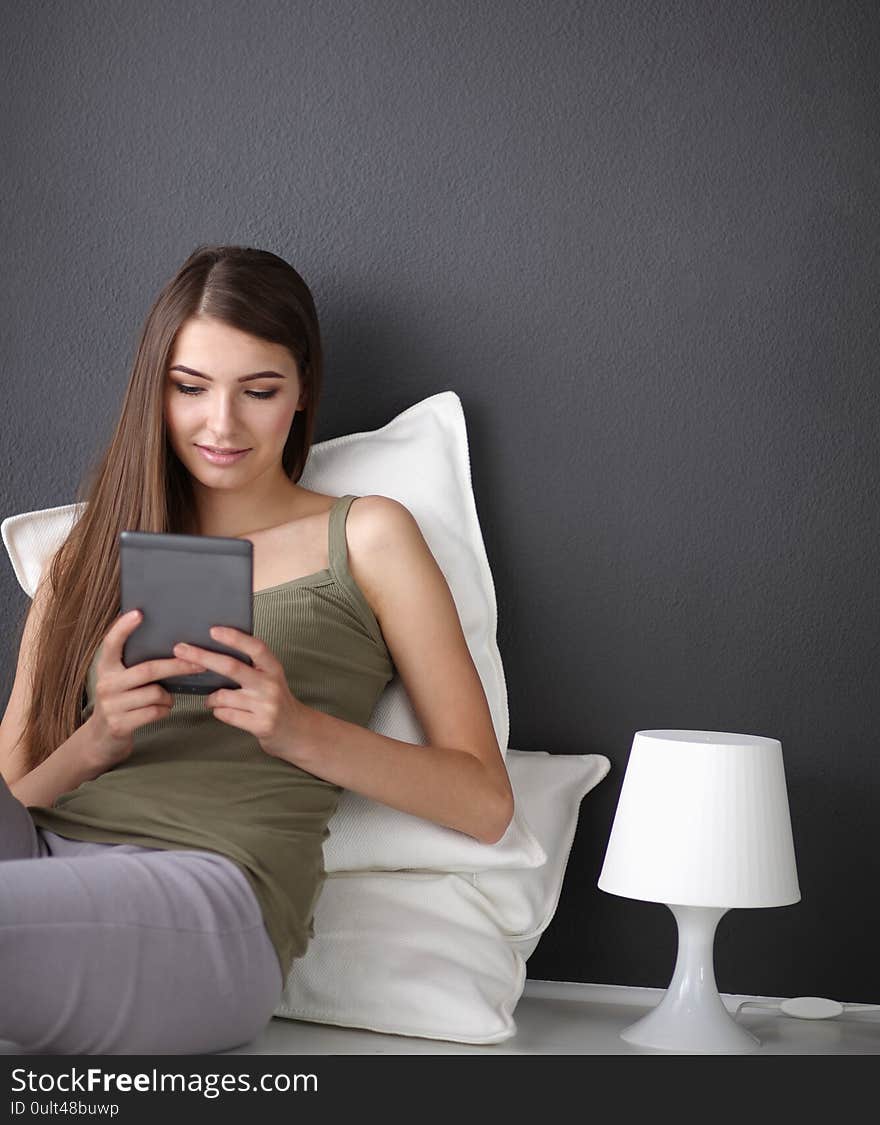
[{"xmin": 2, "ymin": 0, "xmax": 878, "ymax": 1004}]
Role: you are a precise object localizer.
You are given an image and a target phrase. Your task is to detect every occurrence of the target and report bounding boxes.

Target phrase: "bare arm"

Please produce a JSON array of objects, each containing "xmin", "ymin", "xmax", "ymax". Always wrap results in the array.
[{"xmin": 9, "ymin": 718, "xmax": 105, "ymax": 809}]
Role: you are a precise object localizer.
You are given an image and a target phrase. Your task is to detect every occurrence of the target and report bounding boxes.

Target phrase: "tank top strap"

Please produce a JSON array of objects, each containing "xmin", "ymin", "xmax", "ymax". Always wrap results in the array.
[
  {"xmin": 327, "ymin": 494, "xmax": 387, "ymax": 650},
  {"xmin": 328, "ymin": 494, "xmax": 358, "ymax": 573}
]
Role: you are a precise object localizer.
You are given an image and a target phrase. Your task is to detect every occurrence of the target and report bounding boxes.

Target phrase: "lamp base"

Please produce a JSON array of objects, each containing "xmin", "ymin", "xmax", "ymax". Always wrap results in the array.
[{"xmin": 620, "ymin": 904, "xmax": 761, "ymax": 1054}]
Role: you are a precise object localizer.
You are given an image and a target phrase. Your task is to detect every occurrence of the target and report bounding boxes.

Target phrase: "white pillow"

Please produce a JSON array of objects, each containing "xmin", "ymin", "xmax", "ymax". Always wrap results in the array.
[
  {"xmin": 277, "ymin": 871, "xmax": 526, "ymax": 1043},
  {"xmin": 275, "ymin": 749, "xmax": 611, "ymax": 1043},
  {"xmin": 1, "ymin": 391, "xmax": 537, "ymax": 874},
  {"xmin": 473, "ymin": 751, "xmax": 611, "ymax": 960},
  {"xmin": 327, "ymin": 792, "xmax": 545, "ymax": 873}
]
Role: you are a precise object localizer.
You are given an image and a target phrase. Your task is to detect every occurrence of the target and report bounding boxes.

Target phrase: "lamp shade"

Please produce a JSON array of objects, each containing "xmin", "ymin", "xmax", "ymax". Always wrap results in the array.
[{"xmin": 598, "ymin": 730, "xmax": 800, "ymax": 908}]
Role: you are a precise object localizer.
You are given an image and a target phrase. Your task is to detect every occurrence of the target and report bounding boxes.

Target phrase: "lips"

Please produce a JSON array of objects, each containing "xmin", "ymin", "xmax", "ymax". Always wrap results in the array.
[
  {"xmin": 195, "ymin": 445, "xmax": 252, "ymax": 466},
  {"xmin": 197, "ymin": 445, "xmax": 250, "ymax": 454}
]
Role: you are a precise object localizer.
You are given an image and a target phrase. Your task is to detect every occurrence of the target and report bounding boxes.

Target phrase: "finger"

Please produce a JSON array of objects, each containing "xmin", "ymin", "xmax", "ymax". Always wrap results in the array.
[
  {"xmin": 117, "ymin": 683, "xmax": 177, "ymax": 711},
  {"xmin": 100, "ymin": 609, "xmax": 144, "ymax": 667},
  {"xmin": 121, "ymin": 656, "xmax": 206, "ymax": 689},
  {"xmin": 209, "ymin": 706, "xmax": 251, "ymax": 731},
  {"xmin": 125, "ymin": 703, "xmax": 175, "ymax": 727},
  {"xmin": 207, "ymin": 626, "xmax": 277, "ymax": 672},
  {"xmin": 172, "ymin": 642, "xmax": 258, "ymax": 689},
  {"xmin": 205, "ymin": 688, "xmax": 253, "ymax": 709}
]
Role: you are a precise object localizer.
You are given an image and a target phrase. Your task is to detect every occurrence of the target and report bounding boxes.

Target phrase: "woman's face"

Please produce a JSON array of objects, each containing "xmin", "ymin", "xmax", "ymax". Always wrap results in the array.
[{"xmin": 164, "ymin": 316, "xmax": 306, "ymax": 489}]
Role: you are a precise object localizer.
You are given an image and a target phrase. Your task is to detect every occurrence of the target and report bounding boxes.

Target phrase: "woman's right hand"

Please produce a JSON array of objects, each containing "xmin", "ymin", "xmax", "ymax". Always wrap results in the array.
[{"xmin": 86, "ymin": 609, "xmax": 206, "ymax": 771}]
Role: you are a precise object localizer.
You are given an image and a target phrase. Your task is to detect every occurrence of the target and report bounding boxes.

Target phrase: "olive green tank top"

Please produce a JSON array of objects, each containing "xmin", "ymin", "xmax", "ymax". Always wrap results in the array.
[{"xmin": 27, "ymin": 494, "xmax": 396, "ymax": 981}]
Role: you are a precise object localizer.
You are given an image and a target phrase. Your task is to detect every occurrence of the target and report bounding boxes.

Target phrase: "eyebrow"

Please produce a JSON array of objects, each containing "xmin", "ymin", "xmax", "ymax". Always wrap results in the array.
[{"xmin": 168, "ymin": 365, "xmax": 287, "ymax": 383}]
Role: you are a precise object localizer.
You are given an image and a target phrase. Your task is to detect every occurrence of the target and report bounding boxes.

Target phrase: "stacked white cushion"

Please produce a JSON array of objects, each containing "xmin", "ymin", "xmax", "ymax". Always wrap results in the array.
[
  {"xmin": 276, "ymin": 749, "xmax": 610, "ymax": 1042},
  {"xmin": 474, "ymin": 752, "xmax": 611, "ymax": 961},
  {"xmin": 1, "ymin": 390, "xmax": 612, "ymax": 1043}
]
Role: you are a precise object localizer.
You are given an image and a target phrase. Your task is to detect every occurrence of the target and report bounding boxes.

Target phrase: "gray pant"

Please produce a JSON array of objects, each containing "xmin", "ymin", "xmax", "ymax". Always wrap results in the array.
[{"xmin": 0, "ymin": 773, "xmax": 283, "ymax": 1055}]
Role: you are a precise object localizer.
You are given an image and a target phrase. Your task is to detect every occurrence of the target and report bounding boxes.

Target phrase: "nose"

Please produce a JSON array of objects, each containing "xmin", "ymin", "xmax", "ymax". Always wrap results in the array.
[{"xmin": 205, "ymin": 391, "xmax": 242, "ymax": 436}]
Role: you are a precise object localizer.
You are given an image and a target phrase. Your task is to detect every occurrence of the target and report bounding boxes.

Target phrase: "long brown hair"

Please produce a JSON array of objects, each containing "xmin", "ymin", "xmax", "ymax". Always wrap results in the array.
[{"xmin": 15, "ymin": 244, "xmax": 323, "ymax": 773}]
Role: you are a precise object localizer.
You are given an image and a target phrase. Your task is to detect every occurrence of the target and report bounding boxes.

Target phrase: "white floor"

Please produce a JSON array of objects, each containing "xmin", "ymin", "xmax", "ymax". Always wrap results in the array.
[
  {"xmin": 2, "ymin": 980, "xmax": 877, "ymax": 1055},
  {"xmin": 221, "ymin": 979, "xmax": 880, "ymax": 1056}
]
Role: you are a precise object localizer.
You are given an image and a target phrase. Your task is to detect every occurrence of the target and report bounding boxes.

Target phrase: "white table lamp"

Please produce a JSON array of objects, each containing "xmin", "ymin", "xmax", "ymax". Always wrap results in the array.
[{"xmin": 598, "ymin": 729, "xmax": 800, "ymax": 1053}]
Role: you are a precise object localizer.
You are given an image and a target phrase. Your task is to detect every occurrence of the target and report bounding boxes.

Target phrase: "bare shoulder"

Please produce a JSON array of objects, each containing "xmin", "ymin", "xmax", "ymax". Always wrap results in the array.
[
  {"xmin": 346, "ymin": 494, "xmax": 416, "ymax": 544},
  {"xmin": 344, "ymin": 495, "xmax": 426, "ymax": 617}
]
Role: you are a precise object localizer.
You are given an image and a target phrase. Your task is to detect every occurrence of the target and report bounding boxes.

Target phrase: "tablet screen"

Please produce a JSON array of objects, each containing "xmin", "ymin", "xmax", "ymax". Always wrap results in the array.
[{"xmin": 120, "ymin": 529, "xmax": 254, "ymax": 694}]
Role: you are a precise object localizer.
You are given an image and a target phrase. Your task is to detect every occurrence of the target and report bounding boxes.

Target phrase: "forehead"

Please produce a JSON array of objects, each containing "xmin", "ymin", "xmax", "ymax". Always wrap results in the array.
[{"xmin": 169, "ymin": 317, "xmax": 297, "ymax": 375}]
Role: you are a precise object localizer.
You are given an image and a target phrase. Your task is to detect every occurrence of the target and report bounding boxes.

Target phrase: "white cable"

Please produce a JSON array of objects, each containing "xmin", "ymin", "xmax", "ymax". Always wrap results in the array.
[{"xmin": 734, "ymin": 996, "xmax": 880, "ymax": 1021}]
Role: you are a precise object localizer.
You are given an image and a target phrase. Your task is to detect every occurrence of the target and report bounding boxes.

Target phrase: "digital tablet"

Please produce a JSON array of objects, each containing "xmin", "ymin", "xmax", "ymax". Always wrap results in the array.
[{"xmin": 119, "ymin": 529, "xmax": 254, "ymax": 695}]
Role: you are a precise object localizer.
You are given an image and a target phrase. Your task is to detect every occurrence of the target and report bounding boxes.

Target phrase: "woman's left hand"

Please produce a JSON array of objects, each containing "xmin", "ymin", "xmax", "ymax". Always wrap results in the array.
[{"xmin": 173, "ymin": 626, "xmax": 309, "ymax": 760}]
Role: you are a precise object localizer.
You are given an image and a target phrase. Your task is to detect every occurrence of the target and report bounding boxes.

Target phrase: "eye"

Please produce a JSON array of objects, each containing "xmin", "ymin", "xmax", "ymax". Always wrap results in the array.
[{"xmin": 173, "ymin": 384, "xmax": 278, "ymax": 401}]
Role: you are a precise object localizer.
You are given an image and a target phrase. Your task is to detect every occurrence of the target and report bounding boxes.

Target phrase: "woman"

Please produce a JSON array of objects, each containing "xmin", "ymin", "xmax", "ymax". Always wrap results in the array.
[{"xmin": 0, "ymin": 244, "xmax": 513, "ymax": 1054}]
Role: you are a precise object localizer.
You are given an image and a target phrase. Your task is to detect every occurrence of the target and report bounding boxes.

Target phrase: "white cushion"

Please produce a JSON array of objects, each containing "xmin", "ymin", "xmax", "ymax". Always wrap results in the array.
[
  {"xmin": 1, "ymin": 391, "xmax": 539, "ymax": 873},
  {"xmin": 473, "ymin": 751, "xmax": 611, "ymax": 960},
  {"xmin": 278, "ymin": 871, "xmax": 526, "ymax": 1043},
  {"xmin": 327, "ymin": 794, "xmax": 545, "ymax": 873},
  {"xmin": 275, "ymin": 749, "xmax": 611, "ymax": 1043}
]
